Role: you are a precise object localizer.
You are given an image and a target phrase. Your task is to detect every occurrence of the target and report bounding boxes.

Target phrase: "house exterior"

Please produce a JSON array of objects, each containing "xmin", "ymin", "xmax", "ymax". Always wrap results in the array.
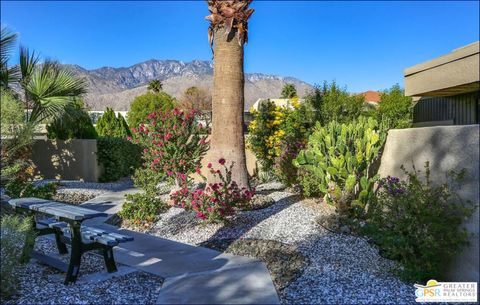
[
  {"xmin": 404, "ymin": 41, "xmax": 479, "ymax": 126},
  {"xmin": 251, "ymin": 98, "xmax": 305, "ymax": 111}
]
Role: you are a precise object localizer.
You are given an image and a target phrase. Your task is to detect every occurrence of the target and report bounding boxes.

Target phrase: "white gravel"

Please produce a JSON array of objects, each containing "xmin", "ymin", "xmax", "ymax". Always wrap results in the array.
[
  {"xmin": 1, "ymin": 178, "xmax": 134, "ymax": 204},
  {"xmin": 43, "ymin": 178, "xmax": 134, "ymax": 204},
  {"xmin": 143, "ymin": 186, "xmax": 416, "ymax": 304},
  {"xmin": 1, "ymin": 237, "xmax": 163, "ymax": 305}
]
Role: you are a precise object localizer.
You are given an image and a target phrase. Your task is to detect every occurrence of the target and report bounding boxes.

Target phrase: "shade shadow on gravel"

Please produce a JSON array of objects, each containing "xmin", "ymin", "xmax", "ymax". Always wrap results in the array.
[
  {"xmin": 201, "ymin": 238, "xmax": 308, "ymax": 292},
  {"xmin": 203, "ymin": 193, "xmax": 302, "ymax": 250}
]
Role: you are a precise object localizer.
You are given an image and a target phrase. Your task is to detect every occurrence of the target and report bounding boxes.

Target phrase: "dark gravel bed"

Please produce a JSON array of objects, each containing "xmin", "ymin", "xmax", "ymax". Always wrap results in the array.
[{"xmin": 201, "ymin": 238, "xmax": 307, "ymax": 292}]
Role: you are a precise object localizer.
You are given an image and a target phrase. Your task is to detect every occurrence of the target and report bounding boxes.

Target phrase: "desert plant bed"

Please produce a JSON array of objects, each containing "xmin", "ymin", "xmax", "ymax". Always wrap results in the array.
[{"xmin": 123, "ymin": 184, "xmax": 416, "ymax": 304}]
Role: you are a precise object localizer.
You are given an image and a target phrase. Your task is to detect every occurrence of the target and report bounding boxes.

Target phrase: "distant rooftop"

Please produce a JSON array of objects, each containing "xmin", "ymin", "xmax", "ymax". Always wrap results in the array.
[{"xmin": 361, "ymin": 91, "xmax": 381, "ymax": 103}]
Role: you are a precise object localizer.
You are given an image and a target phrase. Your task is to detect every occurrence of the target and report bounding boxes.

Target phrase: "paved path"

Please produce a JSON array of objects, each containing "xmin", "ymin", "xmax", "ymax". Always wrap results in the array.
[{"xmin": 81, "ymin": 189, "xmax": 280, "ymax": 304}]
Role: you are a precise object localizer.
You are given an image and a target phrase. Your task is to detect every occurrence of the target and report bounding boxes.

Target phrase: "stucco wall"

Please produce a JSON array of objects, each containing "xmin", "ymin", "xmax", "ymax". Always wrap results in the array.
[
  {"xmin": 378, "ymin": 125, "xmax": 479, "ymax": 282},
  {"xmin": 31, "ymin": 139, "xmax": 102, "ymax": 182}
]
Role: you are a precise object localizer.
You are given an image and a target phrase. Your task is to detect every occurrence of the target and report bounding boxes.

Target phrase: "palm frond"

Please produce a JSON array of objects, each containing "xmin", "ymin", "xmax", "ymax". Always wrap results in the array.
[
  {"xmin": 0, "ymin": 28, "xmax": 20, "ymax": 88},
  {"xmin": 19, "ymin": 46, "xmax": 39, "ymax": 87},
  {"xmin": 205, "ymin": 0, "xmax": 254, "ymax": 48},
  {"xmin": 24, "ymin": 61, "xmax": 87, "ymax": 124},
  {"xmin": 0, "ymin": 27, "xmax": 17, "ymax": 64}
]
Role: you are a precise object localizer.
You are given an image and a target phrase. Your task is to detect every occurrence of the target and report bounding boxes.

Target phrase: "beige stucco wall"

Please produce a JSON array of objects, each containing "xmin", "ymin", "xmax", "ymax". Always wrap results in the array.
[
  {"xmin": 31, "ymin": 139, "xmax": 102, "ymax": 182},
  {"xmin": 378, "ymin": 125, "xmax": 479, "ymax": 282},
  {"xmin": 404, "ymin": 41, "xmax": 479, "ymax": 97}
]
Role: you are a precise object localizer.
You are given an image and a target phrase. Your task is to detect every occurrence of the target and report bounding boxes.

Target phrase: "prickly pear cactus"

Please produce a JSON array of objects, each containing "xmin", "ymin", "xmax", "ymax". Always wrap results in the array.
[{"xmin": 294, "ymin": 116, "xmax": 386, "ymax": 216}]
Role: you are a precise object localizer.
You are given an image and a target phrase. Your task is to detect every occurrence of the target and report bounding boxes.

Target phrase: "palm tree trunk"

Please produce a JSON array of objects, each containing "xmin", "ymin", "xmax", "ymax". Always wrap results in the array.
[{"xmin": 207, "ymin": 26, "xmax": 249, "ymax": 189}]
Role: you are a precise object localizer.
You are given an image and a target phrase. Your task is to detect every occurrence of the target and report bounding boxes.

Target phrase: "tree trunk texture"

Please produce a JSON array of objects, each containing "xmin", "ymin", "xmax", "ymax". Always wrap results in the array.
[{"xmin": 206, "ymin": 26, "xmax": 250, "ymax": 189}]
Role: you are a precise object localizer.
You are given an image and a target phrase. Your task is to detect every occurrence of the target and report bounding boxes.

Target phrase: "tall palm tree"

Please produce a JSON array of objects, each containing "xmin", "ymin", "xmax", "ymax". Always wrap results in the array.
[
  {"xmin": 147, "ymin": 79, "xmax": 163, "ymax": 93},
  {"xmin": 281, "ymin": 83, "xmax": 297, "ymax": 99},
  {"xmin": 205, "ymin": 0, "xmax": 254, "ymax": 189}
]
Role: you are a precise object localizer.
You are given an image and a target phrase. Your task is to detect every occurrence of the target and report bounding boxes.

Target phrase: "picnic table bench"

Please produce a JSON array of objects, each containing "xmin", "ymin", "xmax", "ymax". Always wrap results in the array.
[{"xmin": 4, "ymin": 197, "xmax": 133, "ymax": 285}]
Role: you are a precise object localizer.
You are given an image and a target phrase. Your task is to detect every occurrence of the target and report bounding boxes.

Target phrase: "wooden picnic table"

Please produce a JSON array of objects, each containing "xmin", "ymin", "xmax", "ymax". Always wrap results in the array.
[{"xmin": 5, "ymin": 197, "xmax": 110, "ymax": 284}]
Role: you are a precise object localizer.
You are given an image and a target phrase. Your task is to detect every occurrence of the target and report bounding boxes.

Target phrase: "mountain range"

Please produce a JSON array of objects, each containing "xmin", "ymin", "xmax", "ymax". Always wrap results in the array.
[{"xmin": 64, "ymin": 60, "xmax": 313, "ymax": 111}]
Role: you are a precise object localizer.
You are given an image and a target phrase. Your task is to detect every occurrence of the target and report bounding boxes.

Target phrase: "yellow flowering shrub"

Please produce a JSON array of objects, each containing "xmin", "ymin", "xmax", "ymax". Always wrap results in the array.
[{"xmin": 247, "ymin": 98, "xmax": 310, "ymax": 173}]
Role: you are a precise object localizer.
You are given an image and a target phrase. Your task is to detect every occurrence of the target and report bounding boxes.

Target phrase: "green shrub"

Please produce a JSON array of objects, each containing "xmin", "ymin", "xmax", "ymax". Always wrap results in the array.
[
  {"xmin": 97, "ymin": 137, "xmax": 141, "ymax": 182},
  {"xmin": 294, "ymin": 117, "xmax": 387, "ymax": 216},
  {"xmin": 119, "ymin": 193, "xmax": 166, "ymax": 225},
  {"xmin": 47, "ymin": 101, "xmax": 97, "ymax": 140},
  {"xmin": 0, "ymin": 89, "xmax": 34, "ymax": 182},
  {"xmin": 377, "ymin": 84, "xmax": 413, "ymax": 129},
  {"xmin": 274, "ymin": 136, "xmax": 304, "ymax": 187},
  {"xmin": 127, "ymin": 91, "xmax": 175, "ymax": 128},
  {"xmin": 5, "ymin": 179, "xmax": 57, "ymax": 199},
  {"xmin": 131, "ymin": 167, "xmax": 166, "ymax": 194},
  {"xmin": 316, "ymin": 81, "xmax": 365, "ymax": 124},
  {"xmin": 364, "ymin": 162, "xmax": 475, "ymax": 282},
  {"xmin": 96, "ymin": 108, "xmax": 131, "ymax": 138},
  {"xmin": 1, "ymin": 215, "xmax": 36, "ymax": 300}
]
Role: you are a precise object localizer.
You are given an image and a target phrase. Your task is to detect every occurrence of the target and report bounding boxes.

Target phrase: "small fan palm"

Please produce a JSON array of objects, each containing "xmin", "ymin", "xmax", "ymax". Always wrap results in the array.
[
  {"xmin": 1, "ymin": 28, "xmax": 87, "ymax": 125},
  {"xmin": 21, "ymin": 59, "xmax": 87, "ymax": 124}
]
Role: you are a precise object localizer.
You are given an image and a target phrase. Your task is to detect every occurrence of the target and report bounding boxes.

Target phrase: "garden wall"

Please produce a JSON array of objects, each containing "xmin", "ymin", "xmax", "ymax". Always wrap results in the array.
[
  {"xmin": 378, "ymin": 124, "xmax": 479, "ymax": 282},
  {"xmin": 31, "ymin": 139, "xmax": 102, "ymax": 182}
]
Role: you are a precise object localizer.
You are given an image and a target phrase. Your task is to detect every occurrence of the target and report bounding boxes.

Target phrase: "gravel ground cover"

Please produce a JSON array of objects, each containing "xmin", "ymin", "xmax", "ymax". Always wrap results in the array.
[
  {"xmin": 1, "ymin": 178, "xmax": 134, "ymax": 205},
  {"xmin": 201, "ymin": 238, "xmax": 307, "ymax": 291},
  {"xmin": 2, "ymin": 237, "xmax": 163, "ymax": 305},
  {"xmin": 140, "ymin": 184, "xmax": 416, "ymax": 304},
  {"xmin": 45, "ymin": 178, "xmax": 134, "ymax": 204}
]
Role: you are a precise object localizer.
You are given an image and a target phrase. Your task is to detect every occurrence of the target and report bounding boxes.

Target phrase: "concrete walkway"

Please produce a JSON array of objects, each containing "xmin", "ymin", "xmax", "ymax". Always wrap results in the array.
[{"xmin": 81, "ymin": 189, "xmax": 280, "ymax": 304}]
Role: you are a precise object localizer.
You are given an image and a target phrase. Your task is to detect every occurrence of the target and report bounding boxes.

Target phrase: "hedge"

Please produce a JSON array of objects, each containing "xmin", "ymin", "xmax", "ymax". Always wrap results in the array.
[{"xmin": 97, "ymin": 137, "xmax": 142, "ymax": 182}]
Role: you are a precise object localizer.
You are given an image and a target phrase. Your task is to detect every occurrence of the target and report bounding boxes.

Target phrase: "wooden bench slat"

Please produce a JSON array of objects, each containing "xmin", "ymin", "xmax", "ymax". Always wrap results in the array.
[
  {"xmin": 37, "ymin": 218, "xmax": 57, "ymax": 226},
  {"xmin": 30, "ymin": 250, "xmax": 69, "ymax": 272},
  {"xmin": 107, "ymin": 232, "xmax": 134, "ymax": 242},
  {"xmin": 36, "ymin": 223, "xmax": 49, "ymax": 230},
  {"xmin": 94, "ymin": 235, "xmax": 119, "ymax": 246},
  {"xmin": 49, "ymin": 222, "xmax": 69, "ymax": 229},
  {"xmin": 8, "ymin": 198, "xmax": 108, "ymax": 221},
  {"xmin": 81, "ymin": 227, "xmax": 107, "ymax": 235}
]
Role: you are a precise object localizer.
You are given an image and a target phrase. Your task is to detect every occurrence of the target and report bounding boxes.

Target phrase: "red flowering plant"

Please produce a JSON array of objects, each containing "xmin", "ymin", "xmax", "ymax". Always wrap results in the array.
[
  {"xmin": 130, "ymin": 108, "xmax": 210, "ymax": 189},
  {"xmin": 170, "ymin": 158, "xmax": 256, "ymax": 223}
]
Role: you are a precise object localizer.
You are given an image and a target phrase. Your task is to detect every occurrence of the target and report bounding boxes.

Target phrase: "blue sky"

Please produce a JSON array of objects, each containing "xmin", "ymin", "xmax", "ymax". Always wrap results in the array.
[{"xmin": 1, "ymin": 1, "xmax": 479, "ymax": 92}]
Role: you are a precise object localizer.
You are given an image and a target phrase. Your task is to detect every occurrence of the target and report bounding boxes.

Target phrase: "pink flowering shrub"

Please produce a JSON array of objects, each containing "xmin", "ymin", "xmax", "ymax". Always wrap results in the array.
[
  {"xmin": 131, "ymin": 108, "xmax": 210, "ymax": 188},
  {"xmin": 170, "ymin": 159, "xmax": 255, "ymax": 223}
]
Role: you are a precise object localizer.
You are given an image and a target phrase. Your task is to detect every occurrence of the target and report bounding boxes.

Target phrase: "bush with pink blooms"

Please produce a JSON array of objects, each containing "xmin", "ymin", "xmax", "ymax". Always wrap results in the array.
[
  {"xmin": 170, "ymin": 159, "xmax": 255, "ymax": 223},
  {"xmin": 131, "ymin": 108, "xmax": 210, "ymax": 190}
]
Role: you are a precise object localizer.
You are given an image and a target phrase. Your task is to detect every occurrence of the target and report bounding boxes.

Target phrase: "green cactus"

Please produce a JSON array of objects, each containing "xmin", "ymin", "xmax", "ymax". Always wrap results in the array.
[{"xmin": 294, "ymin": 116, "xmax": 387, "ymax": 216}]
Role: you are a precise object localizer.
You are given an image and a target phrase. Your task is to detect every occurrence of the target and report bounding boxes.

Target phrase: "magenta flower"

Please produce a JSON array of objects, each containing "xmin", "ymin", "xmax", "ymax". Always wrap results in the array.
[{"xmin": 219, "ymin": 158, "xmax": 226, "ymax": 165}]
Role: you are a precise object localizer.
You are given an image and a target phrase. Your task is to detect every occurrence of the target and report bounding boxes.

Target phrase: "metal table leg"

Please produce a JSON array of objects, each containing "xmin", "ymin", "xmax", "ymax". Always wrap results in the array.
[{"xmin": 64, "ymin": 221, "xmax": 82, "ymax": 284}]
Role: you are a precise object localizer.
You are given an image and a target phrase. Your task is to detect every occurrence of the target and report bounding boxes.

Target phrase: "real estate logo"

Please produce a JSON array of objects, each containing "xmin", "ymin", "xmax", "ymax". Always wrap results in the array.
[{"xmin": 414, "ymin": 279, "xmax": 477, "ymax": 302}]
